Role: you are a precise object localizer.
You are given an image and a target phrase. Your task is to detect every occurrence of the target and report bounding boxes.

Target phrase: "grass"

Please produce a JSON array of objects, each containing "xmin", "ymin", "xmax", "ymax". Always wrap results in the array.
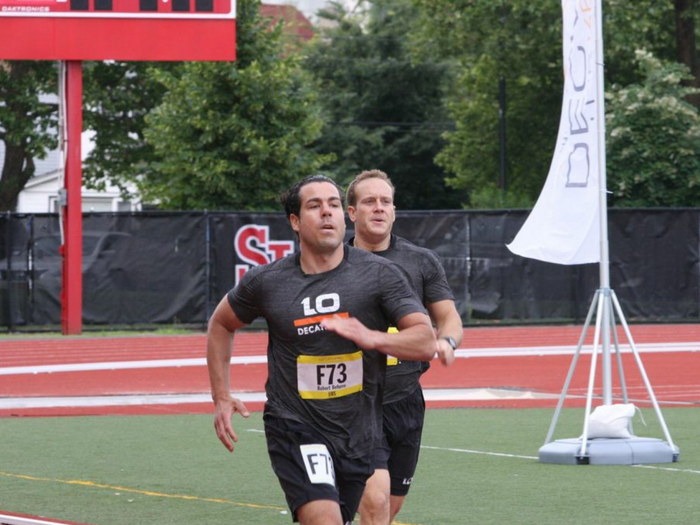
[
  {"xmin": 0, "ymin": 327, "xmax": 204, "ymax": 339},
  {"xmin": 1, "ymin": 407, "xmax": 699, "ymax": 525}
]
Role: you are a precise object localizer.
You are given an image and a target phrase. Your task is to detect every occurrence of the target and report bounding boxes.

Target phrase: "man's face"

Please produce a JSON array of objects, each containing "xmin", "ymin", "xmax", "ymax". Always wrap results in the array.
[
  {"xmin": 291, "ymin": 182, "xmax": 346, "ymax": 253},
  {"xmin": 348, "ymin": 178, "xmax": 395, "ymax": 243}
]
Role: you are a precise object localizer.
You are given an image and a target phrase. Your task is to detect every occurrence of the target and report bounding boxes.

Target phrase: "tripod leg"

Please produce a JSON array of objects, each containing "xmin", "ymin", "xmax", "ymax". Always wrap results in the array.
[
  {"xmin": 543, "ymin": 289, "xmax": 600, "ymax": 445},
  {"xmin": 610, "ymin": 290, "xmax": 677, "ymax": 451},
  {"xmin": 579, "ymin": 291, "xmax": 606, "ymax": 459},
  {"xmin": 609, "ymin": 303, "xmax": 633, "ymax": 435}
]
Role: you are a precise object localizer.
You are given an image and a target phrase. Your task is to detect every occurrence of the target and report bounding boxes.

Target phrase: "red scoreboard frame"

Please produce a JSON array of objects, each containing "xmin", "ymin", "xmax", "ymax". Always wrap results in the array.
[{"xmin": 0, "ymin": 0, "xmax": 236, "ymax": 61}]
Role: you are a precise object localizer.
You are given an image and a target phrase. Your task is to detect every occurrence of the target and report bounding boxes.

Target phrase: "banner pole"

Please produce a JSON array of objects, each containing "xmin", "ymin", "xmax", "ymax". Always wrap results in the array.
[
  {"xmin": 539, "ymin": 0, "xmax": 678, "ymax": 465},
  {"xmin": 595, "ymin": 0, "xmax": 610, "ymax": 290},
  {"xmin": 594, "ymin": 0, "xmax": 613, "ymax": 404}
]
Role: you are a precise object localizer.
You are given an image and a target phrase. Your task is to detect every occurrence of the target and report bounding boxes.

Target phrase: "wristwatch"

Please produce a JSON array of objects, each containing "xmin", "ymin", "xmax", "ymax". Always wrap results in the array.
[{"xmin": 442, "ymin": 336, "xmax": 458, "ymax": 350}]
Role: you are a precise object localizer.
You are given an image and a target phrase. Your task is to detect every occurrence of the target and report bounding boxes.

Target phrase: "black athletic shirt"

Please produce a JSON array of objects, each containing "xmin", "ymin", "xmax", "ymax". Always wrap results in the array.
[
  {"xmin": 350, "ymin": 235, "xmax": 454, "ymax": 404},
  {"xmin": 227, "ymin": 244, "xmax": 427, "ymax": 458}
]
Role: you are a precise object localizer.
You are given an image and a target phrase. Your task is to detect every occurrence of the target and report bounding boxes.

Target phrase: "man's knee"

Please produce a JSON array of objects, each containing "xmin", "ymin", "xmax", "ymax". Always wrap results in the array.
[
  {"xmin": 297, "ymin": 499, "xmax": 344, "ymax": 525},
  {"xmin": 358, "ymin": 470, "xmax": 391, "ymax": 525},
  {"xmin": 361, "ymin": 486, "xmax": 390, "ymax": 515}
]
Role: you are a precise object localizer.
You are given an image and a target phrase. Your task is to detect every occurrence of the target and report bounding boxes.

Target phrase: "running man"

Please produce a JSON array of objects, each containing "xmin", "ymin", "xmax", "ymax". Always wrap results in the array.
[
  {"xmin": 207, "ymin": 175, "xmax": 436, "ymax": 525},
  {"xmin": 346, "ymin": 169, "xmax": 463, "ymax": 525}
]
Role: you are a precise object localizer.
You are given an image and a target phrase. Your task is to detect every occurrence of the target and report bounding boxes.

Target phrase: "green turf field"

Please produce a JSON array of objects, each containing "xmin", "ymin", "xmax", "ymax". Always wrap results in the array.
[{"xmin": 1, "ymin": 407, "xmax": 699, "ymax": 525}]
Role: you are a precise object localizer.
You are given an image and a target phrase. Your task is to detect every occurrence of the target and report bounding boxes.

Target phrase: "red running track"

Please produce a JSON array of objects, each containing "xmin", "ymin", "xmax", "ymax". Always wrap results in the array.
[{"xmin": 1, "ymin": 324, "xmax": 700, "ymax": 417}]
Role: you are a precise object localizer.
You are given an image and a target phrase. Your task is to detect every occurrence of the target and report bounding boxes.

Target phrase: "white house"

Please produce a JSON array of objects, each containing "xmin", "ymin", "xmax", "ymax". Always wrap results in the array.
[
  {"xmin": 1, "ymin": 127, "xmax": 142, "ymax": 213},
  {"xmin": 16, "ymin": 169, "xmax": 141, "ymax": 213}
]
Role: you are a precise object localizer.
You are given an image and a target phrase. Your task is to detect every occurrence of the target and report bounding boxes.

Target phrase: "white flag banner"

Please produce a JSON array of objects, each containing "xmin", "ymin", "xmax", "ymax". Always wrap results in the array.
[{"xmin": 507, "ymin": 0, "xmax": 601, "ymax": 265}]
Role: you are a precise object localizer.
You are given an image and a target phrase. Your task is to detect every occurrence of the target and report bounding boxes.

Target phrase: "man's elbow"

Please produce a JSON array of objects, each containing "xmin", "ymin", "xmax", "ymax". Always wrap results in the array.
[
  {"xmin": 419, "ymin": 325, "xmax": 437, "ymax": 361},
  {"xmin": 208, "ymin": 312, "xmax": 236, "ymax": 339},
  {"xmin": 207, "ymin": 316, "xmax": 223, "ymax": 337}
]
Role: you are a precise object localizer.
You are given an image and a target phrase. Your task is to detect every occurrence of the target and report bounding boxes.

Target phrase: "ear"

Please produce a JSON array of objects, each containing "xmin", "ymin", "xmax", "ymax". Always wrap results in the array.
[
  {"xmin": 290, "ymin": 213, "xmax": 301, "ymax": 233},
  {"xmin": 347, "ymin": 205, "xmax": 357, "ymax": 223}
]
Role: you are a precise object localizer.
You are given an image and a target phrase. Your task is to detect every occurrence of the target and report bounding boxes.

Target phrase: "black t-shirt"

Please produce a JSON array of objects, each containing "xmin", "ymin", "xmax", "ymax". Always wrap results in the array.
[
  {"xmin": 350, "ymin": 235, "xmax": 455, "ymax": 404},
  {"xmin": 227, "ymin": 244, "xmax": 427, "ymax": 458}
]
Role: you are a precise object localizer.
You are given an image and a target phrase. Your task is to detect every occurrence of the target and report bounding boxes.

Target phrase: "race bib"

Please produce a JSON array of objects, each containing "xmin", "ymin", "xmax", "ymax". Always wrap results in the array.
[
  {"xmin": 297, "ymin": 351, "xmax": 363, "ymax": 399},
  {"xmin": 387, "ymin": 326, "xmax": 399, "ymax": 366},
  {"xmin": 300, "ymin": 444, "xmax": 336, "ymax": 486}
]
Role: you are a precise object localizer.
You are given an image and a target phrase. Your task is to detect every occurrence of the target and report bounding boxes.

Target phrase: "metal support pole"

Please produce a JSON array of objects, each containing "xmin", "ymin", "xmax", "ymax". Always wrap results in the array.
[
  {"xmin": 601, "ymin": 289, "xmax": 612, "ymax": 405},
  {"xmin": 61, "ymin": 60, "xmax": 83, "ymax": 335},
  {"xmin": 543, "ymin": 289, "xmax": 599, "ymax": 445},
  {"xmin": 205, "ymin": 212, "xmax": 212, "ymax": 321},
  {"xmin": 609, "ymin": 302, "xmax": 633, "ymax": 434},
  {"xmin": 4, "ymin": 212, "xmax": 14, "ymax": 332},
  {"xmin": 579, "ymin": 291, "xmax": 605, "ymax": 459},
  {"xmin": 610, "ymin": 291, "xmax": 677, "ymax": 450}
]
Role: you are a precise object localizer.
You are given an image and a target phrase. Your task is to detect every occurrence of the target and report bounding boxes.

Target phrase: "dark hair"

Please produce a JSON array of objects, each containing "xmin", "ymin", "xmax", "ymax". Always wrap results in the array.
[
  {"xmin": 346, "ymin": 169, "xmax": 395, "ymax": 207},
  {"xmin": 280, "ymin": 175, "xmax": 345, "ymax": 220}
]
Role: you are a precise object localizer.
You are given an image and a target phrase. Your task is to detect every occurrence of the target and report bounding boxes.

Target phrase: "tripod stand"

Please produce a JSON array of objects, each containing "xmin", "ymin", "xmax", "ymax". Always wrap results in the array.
[
  {"xmin": 505, "ymin": 0, "xmax": 681, "ymax": 465},
  {"xmin": 538, "ymin": 287, "xmax": 680, "ymax": 465}
]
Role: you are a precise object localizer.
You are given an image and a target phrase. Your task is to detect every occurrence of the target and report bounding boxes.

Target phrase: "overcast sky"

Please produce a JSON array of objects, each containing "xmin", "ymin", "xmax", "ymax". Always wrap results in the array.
[{"xmin": 264, "ymin": 0, "xmax": 358, "ymax": 20}]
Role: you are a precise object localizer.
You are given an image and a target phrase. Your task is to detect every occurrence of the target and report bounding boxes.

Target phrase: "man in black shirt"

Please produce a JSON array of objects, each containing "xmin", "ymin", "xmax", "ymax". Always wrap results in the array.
[
  {"xmin": 207, "ymin": 175, "xmax": 436, "ymax": 525},
  {"xmin": 347, "ymin": 169, "xmax": 463, "ymax": 525}
]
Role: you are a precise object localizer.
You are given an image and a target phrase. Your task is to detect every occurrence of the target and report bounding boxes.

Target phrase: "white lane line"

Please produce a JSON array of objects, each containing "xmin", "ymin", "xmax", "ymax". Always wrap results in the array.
[
  {"xmin": 2, "ymin": 342, "xmax": 698, "ymax": 376},
  {"xmin": 422, "ymin": 447, "xmax": 700, "ymax": 475},
  {"xmin": 423, "ymin": 388, "xmax": 560, "ymax": 401},
  {"xmin": 455, "ymin": 341, "xmax": 700, "ymax": 358},
  {"xmin": 0, "ymin": 514, "xmax": 82, "ymax": 525},
  {"xmin": 247, "ymin": 434, "xmax": 698, "ymax": 474},
  {"xmin": 0, "ymin": 392, "xmax": 265, "ymax": 409},
  {"xmin": 421, "ymin": 445, "xmax": 538, "ymax": 461},
  {"xmin": 632, "ymin": 465, "xmax": 700, "ymax": 475},
  {"xmin": 0, "ymin": 356, "xmax": 266, "ymax": 376},
  {"xmin": 0, "ymin": 389, "xmax": 694, "ymax": 410},
  {"xmin": 0, "ymin": 388, "xmax": 571, "ymax": 410}
]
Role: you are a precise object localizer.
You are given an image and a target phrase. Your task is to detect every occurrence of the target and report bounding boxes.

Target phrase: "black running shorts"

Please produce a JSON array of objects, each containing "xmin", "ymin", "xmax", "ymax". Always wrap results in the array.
[
  {"xmin": 264, "ymin": 412, "xmax": 374, "ymax": 523},
  {"xmin": 371, "ymin": 387, "xmax": 426, "ymax": 496}
]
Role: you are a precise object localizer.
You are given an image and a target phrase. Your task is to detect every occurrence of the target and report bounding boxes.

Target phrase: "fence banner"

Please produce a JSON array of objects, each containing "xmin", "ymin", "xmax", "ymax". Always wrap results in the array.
[
  {"xmin": 507, "ymin": 0, "xmax": 600, "ymax": 265},
  {"xmin": 2, "ymin": 209, "xmax": 699, "ymax": 329}
]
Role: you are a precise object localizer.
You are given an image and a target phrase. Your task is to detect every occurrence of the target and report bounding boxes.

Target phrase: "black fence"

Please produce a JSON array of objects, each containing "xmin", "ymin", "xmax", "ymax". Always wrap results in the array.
[{"xmin": 1, "ymin": 209, "xmax": 698, "ymax": 331}]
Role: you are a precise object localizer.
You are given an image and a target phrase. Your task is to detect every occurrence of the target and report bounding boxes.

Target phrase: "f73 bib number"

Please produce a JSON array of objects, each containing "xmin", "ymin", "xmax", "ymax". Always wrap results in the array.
[{"xmin": 297, "ymin": 351, "xmax": 362, "ymax": 400}]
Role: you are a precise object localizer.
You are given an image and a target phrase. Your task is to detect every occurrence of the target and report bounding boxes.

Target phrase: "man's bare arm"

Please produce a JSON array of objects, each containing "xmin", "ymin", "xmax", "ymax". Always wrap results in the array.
[
  {"xmin": 320, "ymin": 312, "xmax": 435, "ymax": 361},
  {"xmin": 207, "ymin": 296, "xmax": 250, "ymax": 452},
  {"xmin": 427, "ymin": 299, "xmax": 463, "ymax": 366}
]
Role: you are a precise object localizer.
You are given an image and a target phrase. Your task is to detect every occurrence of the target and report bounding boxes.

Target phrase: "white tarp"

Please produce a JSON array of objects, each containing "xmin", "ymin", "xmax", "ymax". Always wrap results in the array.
[{"xmin": 507, "ymin": 0, "xmax": 601, "ymax": 265}]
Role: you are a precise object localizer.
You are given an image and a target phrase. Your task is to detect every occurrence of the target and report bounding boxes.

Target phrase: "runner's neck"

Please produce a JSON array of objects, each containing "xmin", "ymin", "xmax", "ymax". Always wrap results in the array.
[
  {"xmin": 299, "ymin": 245, "xmax": 345, "ymax": 274},
  {"xmin": 353, "ymin": 234, "xmax": 391, "ymax": 253}
]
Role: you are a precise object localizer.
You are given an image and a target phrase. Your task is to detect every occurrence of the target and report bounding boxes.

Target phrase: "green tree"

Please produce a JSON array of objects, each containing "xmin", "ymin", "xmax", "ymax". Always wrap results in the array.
[
  {"xmin": 412, "ymin": 0, "xmax": 698, "ymax": 208},
  {"xmin": 141, "ymin": 0, "xmax": 328, "ymax": 210},
  {"xmin": 304, "ymin": 0, "xmax": 462, "ymax": 209},
  {"xmin": 0, "ymin": 61, "xmax": 57, "ymax": 211},
  {"xmin": 673, "ymin": 0, "xmax": 700, "ymax": 107},
  {"xmin": 607, "ymin": 50, "xmax": 700, "ymax": 207},
  {"xmin": 413, "ymin": 0, "xmax": 563, "ymax": 208},
  {"xmin": 82, "ymin": 61, "xmax": 179, "ymax": 199}
]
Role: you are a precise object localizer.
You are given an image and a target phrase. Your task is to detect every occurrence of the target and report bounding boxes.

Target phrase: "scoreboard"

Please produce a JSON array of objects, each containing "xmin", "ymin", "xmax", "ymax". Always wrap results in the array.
[
  {"xmin": 0, "ymin": 0, "xmax": 235, "ymax": 18},
  {"xmin": 0, "ymin": 0, "xmax": 236, "ymax": 60}
]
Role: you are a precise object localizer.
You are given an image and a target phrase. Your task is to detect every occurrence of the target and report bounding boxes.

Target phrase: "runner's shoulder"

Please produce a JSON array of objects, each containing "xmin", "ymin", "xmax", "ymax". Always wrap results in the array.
[
  {"xmin": 391, "ymin": 235, "xmax": 441, "ymax": 264},
  {"xmin": 239, "ymin": 253, "xmax": 297, "ymax": 284}
]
